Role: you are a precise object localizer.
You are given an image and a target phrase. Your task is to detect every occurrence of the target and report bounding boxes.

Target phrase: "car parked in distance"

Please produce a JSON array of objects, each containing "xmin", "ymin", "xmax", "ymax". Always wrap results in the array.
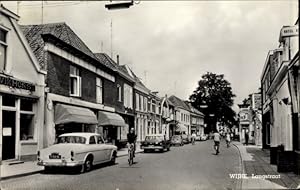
[
  {"xmin": 195, "ymin": 135, "xmax": 201, "ymax": 141},
  {"xmin": 200, "ymin": 134, "xmax": 208, "ymax": 141},
  {"xmin": 171, "ymin": 135, "xmax": 184, "ymax": 146},
  {"xmin": 141, "ymin": 135, "xmax": 171, "ymax": 153},
  {"xmin": 37, "ymin": 133, "xmax": 117, "ymax": 173},
  {"xmin": 182, "ymin": 134, "xmax": 191, "ymax": 144}
]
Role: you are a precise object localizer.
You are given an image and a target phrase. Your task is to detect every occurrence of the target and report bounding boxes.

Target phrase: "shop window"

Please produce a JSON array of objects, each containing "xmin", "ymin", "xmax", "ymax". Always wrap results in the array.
[
  {"xmin": 69, "ymin": 65, "xmax": 81, "ymax": 97},
  {"xmin": 20, "ymin": 114, "xmax": 34, "ymax": 140},
  {"xmin": 0, "ymin": 28, "xmax": 7, "ymax": 71},
  {"xmin": 96, "ymin": 77, "xmax": 103, "ymax": 104},
  {"xmin": 20, "ymin": 99, "xmax": 33, "ymax": 111},
  {"xmin": 2, "ymin": 94, "xmax": 15, "ymax": 107}
]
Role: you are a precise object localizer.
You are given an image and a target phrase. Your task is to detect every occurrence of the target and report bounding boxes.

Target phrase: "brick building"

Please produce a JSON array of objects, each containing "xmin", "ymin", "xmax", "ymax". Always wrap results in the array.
[{"xmin": 21, "ymin": 22, "xmax": 127, "ymax": 147}]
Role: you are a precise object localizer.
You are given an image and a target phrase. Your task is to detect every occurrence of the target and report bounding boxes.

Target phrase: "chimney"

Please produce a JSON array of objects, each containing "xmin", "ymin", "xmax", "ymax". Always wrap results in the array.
[{"xmin": 116, "ymin": 55, "xmax": 119, "ymax": 65}]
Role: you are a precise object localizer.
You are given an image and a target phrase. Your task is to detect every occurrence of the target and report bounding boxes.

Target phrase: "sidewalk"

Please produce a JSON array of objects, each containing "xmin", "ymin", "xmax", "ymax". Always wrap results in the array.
[
  {"xmin": 1, "ymin": 144, "xmax": 143, "ymax": 180},
  {"xmin": 233, "ymin": 141, "xmax": 300, "ymax": 189}
]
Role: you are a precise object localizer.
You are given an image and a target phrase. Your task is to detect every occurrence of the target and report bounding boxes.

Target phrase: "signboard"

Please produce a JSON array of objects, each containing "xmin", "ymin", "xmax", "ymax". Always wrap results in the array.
[
  {"xmin": 279, "ymin": 26, "xmax": 299, "ymax": 42},
  {"xmin": 0, "ymin": 76, "xmax": 35, "ymax": 91},
  {"xmin": 3, "ymin": 128, "xmax": 12, "ymax": 136}
]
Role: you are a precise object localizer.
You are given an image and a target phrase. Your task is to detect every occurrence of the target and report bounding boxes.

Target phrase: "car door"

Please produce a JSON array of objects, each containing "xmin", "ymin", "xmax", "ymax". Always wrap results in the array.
[
  {"xmin": 89, "ymin": 136, "xmax": 106, "ymax": 164},
  {"xmin": 96, "ymin": 136, "xmax": 111, "ymax": 162}
]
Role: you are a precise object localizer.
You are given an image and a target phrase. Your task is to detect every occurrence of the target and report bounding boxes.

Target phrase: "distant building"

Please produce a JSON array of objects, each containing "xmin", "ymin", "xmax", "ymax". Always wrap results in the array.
[
  {"xmin": 168, "ymin": 95, "xmax": 191, "ymax": 135},
  {"xmin": 238, "ymin": 99, "xmax": 255, "ymax": 144}
]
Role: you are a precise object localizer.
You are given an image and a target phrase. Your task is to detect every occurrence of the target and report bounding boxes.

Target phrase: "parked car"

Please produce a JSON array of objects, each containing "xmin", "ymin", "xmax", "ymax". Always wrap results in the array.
[
  {"xmin": 182, "ymin": 134, "xmax": 191, "ymax": 144},
  {"xmin": 171, "ymin": 135, "xmax": 184, "ymax": 146},
  {"xmin": 141, "ymin": 135, "xmax": 171, "ymax": 153},
  {"xmin": 37, "ymin": 133, "xmax": 117, "ymax": 173},
  {"xmin": 200, "ymin": 134, "xmax": 208, "ymax": 141},
  {"xmin": 195, "ymin": 135, "xmax": 201, "ymax": 141}
]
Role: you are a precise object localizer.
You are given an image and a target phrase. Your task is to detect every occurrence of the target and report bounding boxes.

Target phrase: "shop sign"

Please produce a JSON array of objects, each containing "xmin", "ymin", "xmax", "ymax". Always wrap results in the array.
[
  {"xmin": 279, "ymin": 26, "xmax": 299, "ymax": 42},
  {"xmin": 0, "ymin": 76, "xmax": 35, "ymax": 91}
]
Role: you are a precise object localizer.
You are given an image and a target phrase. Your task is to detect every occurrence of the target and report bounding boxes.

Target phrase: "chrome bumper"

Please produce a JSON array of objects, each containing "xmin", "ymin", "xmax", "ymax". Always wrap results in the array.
[{"xmin": 37, "ymin": 160, "xmax": 84, "ymax": 167}]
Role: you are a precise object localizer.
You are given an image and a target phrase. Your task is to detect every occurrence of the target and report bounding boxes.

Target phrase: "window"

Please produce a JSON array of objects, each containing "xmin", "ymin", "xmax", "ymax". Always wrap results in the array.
[
  {"xmin": 123, "ymin": 83, "xmax": 133, "ymax": 108},
  {"xmin": 136, "ymin": 93, "xmax": 139, "ymax": 111},
  {"xmin": 140, "ymin": 95, "xmax": 143, "ymax": 111},
  {"xmin": 96, "ymin": 77, "xmax": 103, "ymax": 104},
  {"xmin": 144, "ymin": 97, "xmax": 147, "ymax": 112},
  {"xmin": 0, "ymin": 28, "xmax": 7, "ymax": 71},
  {"xmin": 97, "ymin": 136, "xmax": 104, "ymax": 144},
  {"xmin": 117, "ymin": 84, "xmax": 122, "ymax": 102},
  {"xmin": 20, "ymin": 99, "xmax": 35, "ymax": 141},
  {"xmin": 89, "ymin": 136, "xmax": 96, "ymax": 144},
  {"xmin": 69, "ymin": 65, "xmax": 81, "ymax": 96}
]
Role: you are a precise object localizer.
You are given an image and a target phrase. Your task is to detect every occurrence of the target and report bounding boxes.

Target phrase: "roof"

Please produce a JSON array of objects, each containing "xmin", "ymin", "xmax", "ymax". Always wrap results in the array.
[
  {"xmin": 184, "ymin": 101, "xmax": 204, "ymax": 116},
  {"xmin": 168, "ymin": 95, "xmax": 190, "ymax": 111},
  {"xmin": 20, "ymin": 22, "xmax": 100, "ymax": 70},
  {"xmin": 94, "ymin": 53, "xmax": 118, "ymax": 71}
]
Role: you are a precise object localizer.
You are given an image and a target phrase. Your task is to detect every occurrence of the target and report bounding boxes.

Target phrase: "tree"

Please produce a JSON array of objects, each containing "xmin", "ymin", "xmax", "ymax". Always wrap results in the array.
[{"xmin": 189, "ymin": 72, "xmax": 236, "ymax": 133}]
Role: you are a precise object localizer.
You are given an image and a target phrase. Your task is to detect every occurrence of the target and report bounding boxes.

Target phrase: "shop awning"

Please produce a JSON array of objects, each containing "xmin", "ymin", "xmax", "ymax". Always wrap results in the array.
[
  {"xmin": 175, "ymin": 124, "xmax": 188, "ymax": 132},
  {"xmin": 54, "ymin": 104, "xmax": 98, "ymax": 125},
  {"xmin": 98, "ymin": 111, "xmax": 127, "ymax": 127}
]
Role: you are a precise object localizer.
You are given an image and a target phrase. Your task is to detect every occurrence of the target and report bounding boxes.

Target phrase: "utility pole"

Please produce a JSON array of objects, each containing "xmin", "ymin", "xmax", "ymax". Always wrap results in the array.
[
  {"xmin": 17, "ymin": 1, "xmax": 21, "ymax": 15},
  {"xmin": 144, "ymin": 70, "xmax": 147, "ymax": 86},
  {"xmin": 101, "ymin": 41, "xmax": 103, "ymax": 52},
  {"xmin": 41, "ymin": 1, "xmax": 44, "ymax": 24}
]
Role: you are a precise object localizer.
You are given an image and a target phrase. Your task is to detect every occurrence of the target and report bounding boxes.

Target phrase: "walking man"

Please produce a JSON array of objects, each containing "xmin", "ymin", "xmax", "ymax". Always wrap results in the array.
[{"xmin": 213, "ymin": 130, "xmax": 221, "ymax": 155}]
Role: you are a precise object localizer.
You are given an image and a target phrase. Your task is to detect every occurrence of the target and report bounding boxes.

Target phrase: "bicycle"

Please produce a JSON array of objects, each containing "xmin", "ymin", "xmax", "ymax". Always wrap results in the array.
[{"xmin": 128, "ymin": 143, "xmax": 134, "ymax": 166}]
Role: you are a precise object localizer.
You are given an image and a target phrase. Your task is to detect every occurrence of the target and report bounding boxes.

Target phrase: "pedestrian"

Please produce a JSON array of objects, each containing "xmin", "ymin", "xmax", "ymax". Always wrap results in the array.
[
  {"xmin": 191, "ymin": 132, "xmax": 196, "ymax": 145},
  {"xmin": 213, "ymin": 130, "xmax": 221, "ymax": 155},
  {"xmin": 245, "ymin": 131, "xmax": 249, "ymax": 146},
  {"xmin": 226, "ymin": 133, "xmax": 231, "ymax": 148}
]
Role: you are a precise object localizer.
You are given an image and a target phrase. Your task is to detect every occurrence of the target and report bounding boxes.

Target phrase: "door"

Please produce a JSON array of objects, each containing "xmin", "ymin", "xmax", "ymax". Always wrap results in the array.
[{"xmin": 2, "ymin": 110, "xmax": 16, "ymax": 160}]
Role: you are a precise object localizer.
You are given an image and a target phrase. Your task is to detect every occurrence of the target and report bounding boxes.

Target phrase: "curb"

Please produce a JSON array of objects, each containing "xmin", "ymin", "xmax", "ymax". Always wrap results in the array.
[
  {"xmin": 1, "ymin": 150, "xmax": 144, "ymax": 181},
  {"xmin": 232, "ymin": 142, "xmax": 245, "ymax": 189},
  {"xmin": 1, "ymin": 169, "xmax": 42, "ymax": 181}
]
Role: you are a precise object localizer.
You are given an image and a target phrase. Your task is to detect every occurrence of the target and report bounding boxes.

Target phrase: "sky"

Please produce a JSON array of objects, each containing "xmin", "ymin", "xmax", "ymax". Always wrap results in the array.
[{"xmin": 3, "ymin": 1, "xmax": 298, "ymax": 111}]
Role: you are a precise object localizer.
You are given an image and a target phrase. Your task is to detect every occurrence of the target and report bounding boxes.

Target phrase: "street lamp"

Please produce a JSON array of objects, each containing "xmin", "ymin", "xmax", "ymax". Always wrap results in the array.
[{"xmin": 105, "ymin": 0, "xmax": 134, "ymax": 10}]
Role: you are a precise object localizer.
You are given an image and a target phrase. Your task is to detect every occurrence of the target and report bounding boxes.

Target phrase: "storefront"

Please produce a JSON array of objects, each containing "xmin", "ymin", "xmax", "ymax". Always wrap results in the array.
[
  {"xmin": 97, "ymin": 111, "xmax": 127, "ymax": 148},
  {"xmin": 0, "ymin": 6, "xmax": 46, "ymax": 161}
]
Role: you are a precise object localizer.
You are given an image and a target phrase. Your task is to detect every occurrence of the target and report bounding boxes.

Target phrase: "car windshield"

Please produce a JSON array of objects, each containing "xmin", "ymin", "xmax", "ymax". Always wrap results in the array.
[
  {"xmin": 57, "ymin": 136, "xmax": 86, "ymax": 144},
  {"xmin": 145, "ymin": 136, "xmax": 164, "ymax": 141}
]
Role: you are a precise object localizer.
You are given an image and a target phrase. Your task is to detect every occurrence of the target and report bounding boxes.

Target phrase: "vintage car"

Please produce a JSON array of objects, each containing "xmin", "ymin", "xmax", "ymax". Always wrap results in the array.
[
  {"xmin": 181, "ymin": 134, "xmax": 191, "ymax": 144},
  {"xmin": 200, "ymin": 134, "xmax": 208, "ymax": 141},
  {"xmin": 141, "ymin": 135, "xmax": 171, "ymax": 153},
  {"xmin": 171, "ymin": 135, "xmax": 184, "ymax": 146},
  {"xmin": 37, "ymin": 133, "xmax": 117, "ymax": 173}
]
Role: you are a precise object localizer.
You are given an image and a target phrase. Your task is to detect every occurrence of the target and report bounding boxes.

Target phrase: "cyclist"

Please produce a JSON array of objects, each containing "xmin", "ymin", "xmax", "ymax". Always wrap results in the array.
[
  {"xmin": 213, "ymin": 130, "xmax": 221, "ymax": 155},
  {"xmin": 127, "ymin": 128, "xmax": 137, "ymax": 157}
]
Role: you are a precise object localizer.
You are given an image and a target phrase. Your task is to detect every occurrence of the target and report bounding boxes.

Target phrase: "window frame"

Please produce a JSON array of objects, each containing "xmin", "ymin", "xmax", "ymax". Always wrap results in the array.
[
  {"xmin": 117, "ymin": 84, "xmax": 122, "ymax": 102},
  {"xmin": 69, "ymin": 65, "xmax": 82, "ymax": 97},
  {"xmin": 96, "ymin": 77, "xmax": 103, "ymax": 104},
  {"xmin": 0, "ymin": 27, "xmax": 8, "ymax": 72}
]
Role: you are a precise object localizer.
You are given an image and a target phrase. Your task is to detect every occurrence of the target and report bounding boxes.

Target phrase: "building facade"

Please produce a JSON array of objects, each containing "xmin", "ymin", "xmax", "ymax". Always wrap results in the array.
[
  {"xmin": 0, "ymin": 5, "xmax": 46, "ymax": 161},
  {"xmin": 238, "ymin": 101, "xmax": 255, "ymax": 144},
  {"xmin": 21, "ymin": 23, "xmax": 129, "ymax": 149},
  {"xmin": 261, "ymin": 21, "xmax": 299, "ymax": 173},
  {"xmin": 186, "ymin": 102, "xmax": 205, "ymax": 136},
  {"xmin": 168, "ymin": 95, "xmax": 191, "ymax": 135}
]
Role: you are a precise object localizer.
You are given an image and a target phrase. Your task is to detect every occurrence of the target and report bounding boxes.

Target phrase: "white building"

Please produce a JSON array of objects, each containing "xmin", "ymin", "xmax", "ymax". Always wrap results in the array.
[{"xmin": 0, "ymin": 5, "xmax": 46, "ymax": 161}]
